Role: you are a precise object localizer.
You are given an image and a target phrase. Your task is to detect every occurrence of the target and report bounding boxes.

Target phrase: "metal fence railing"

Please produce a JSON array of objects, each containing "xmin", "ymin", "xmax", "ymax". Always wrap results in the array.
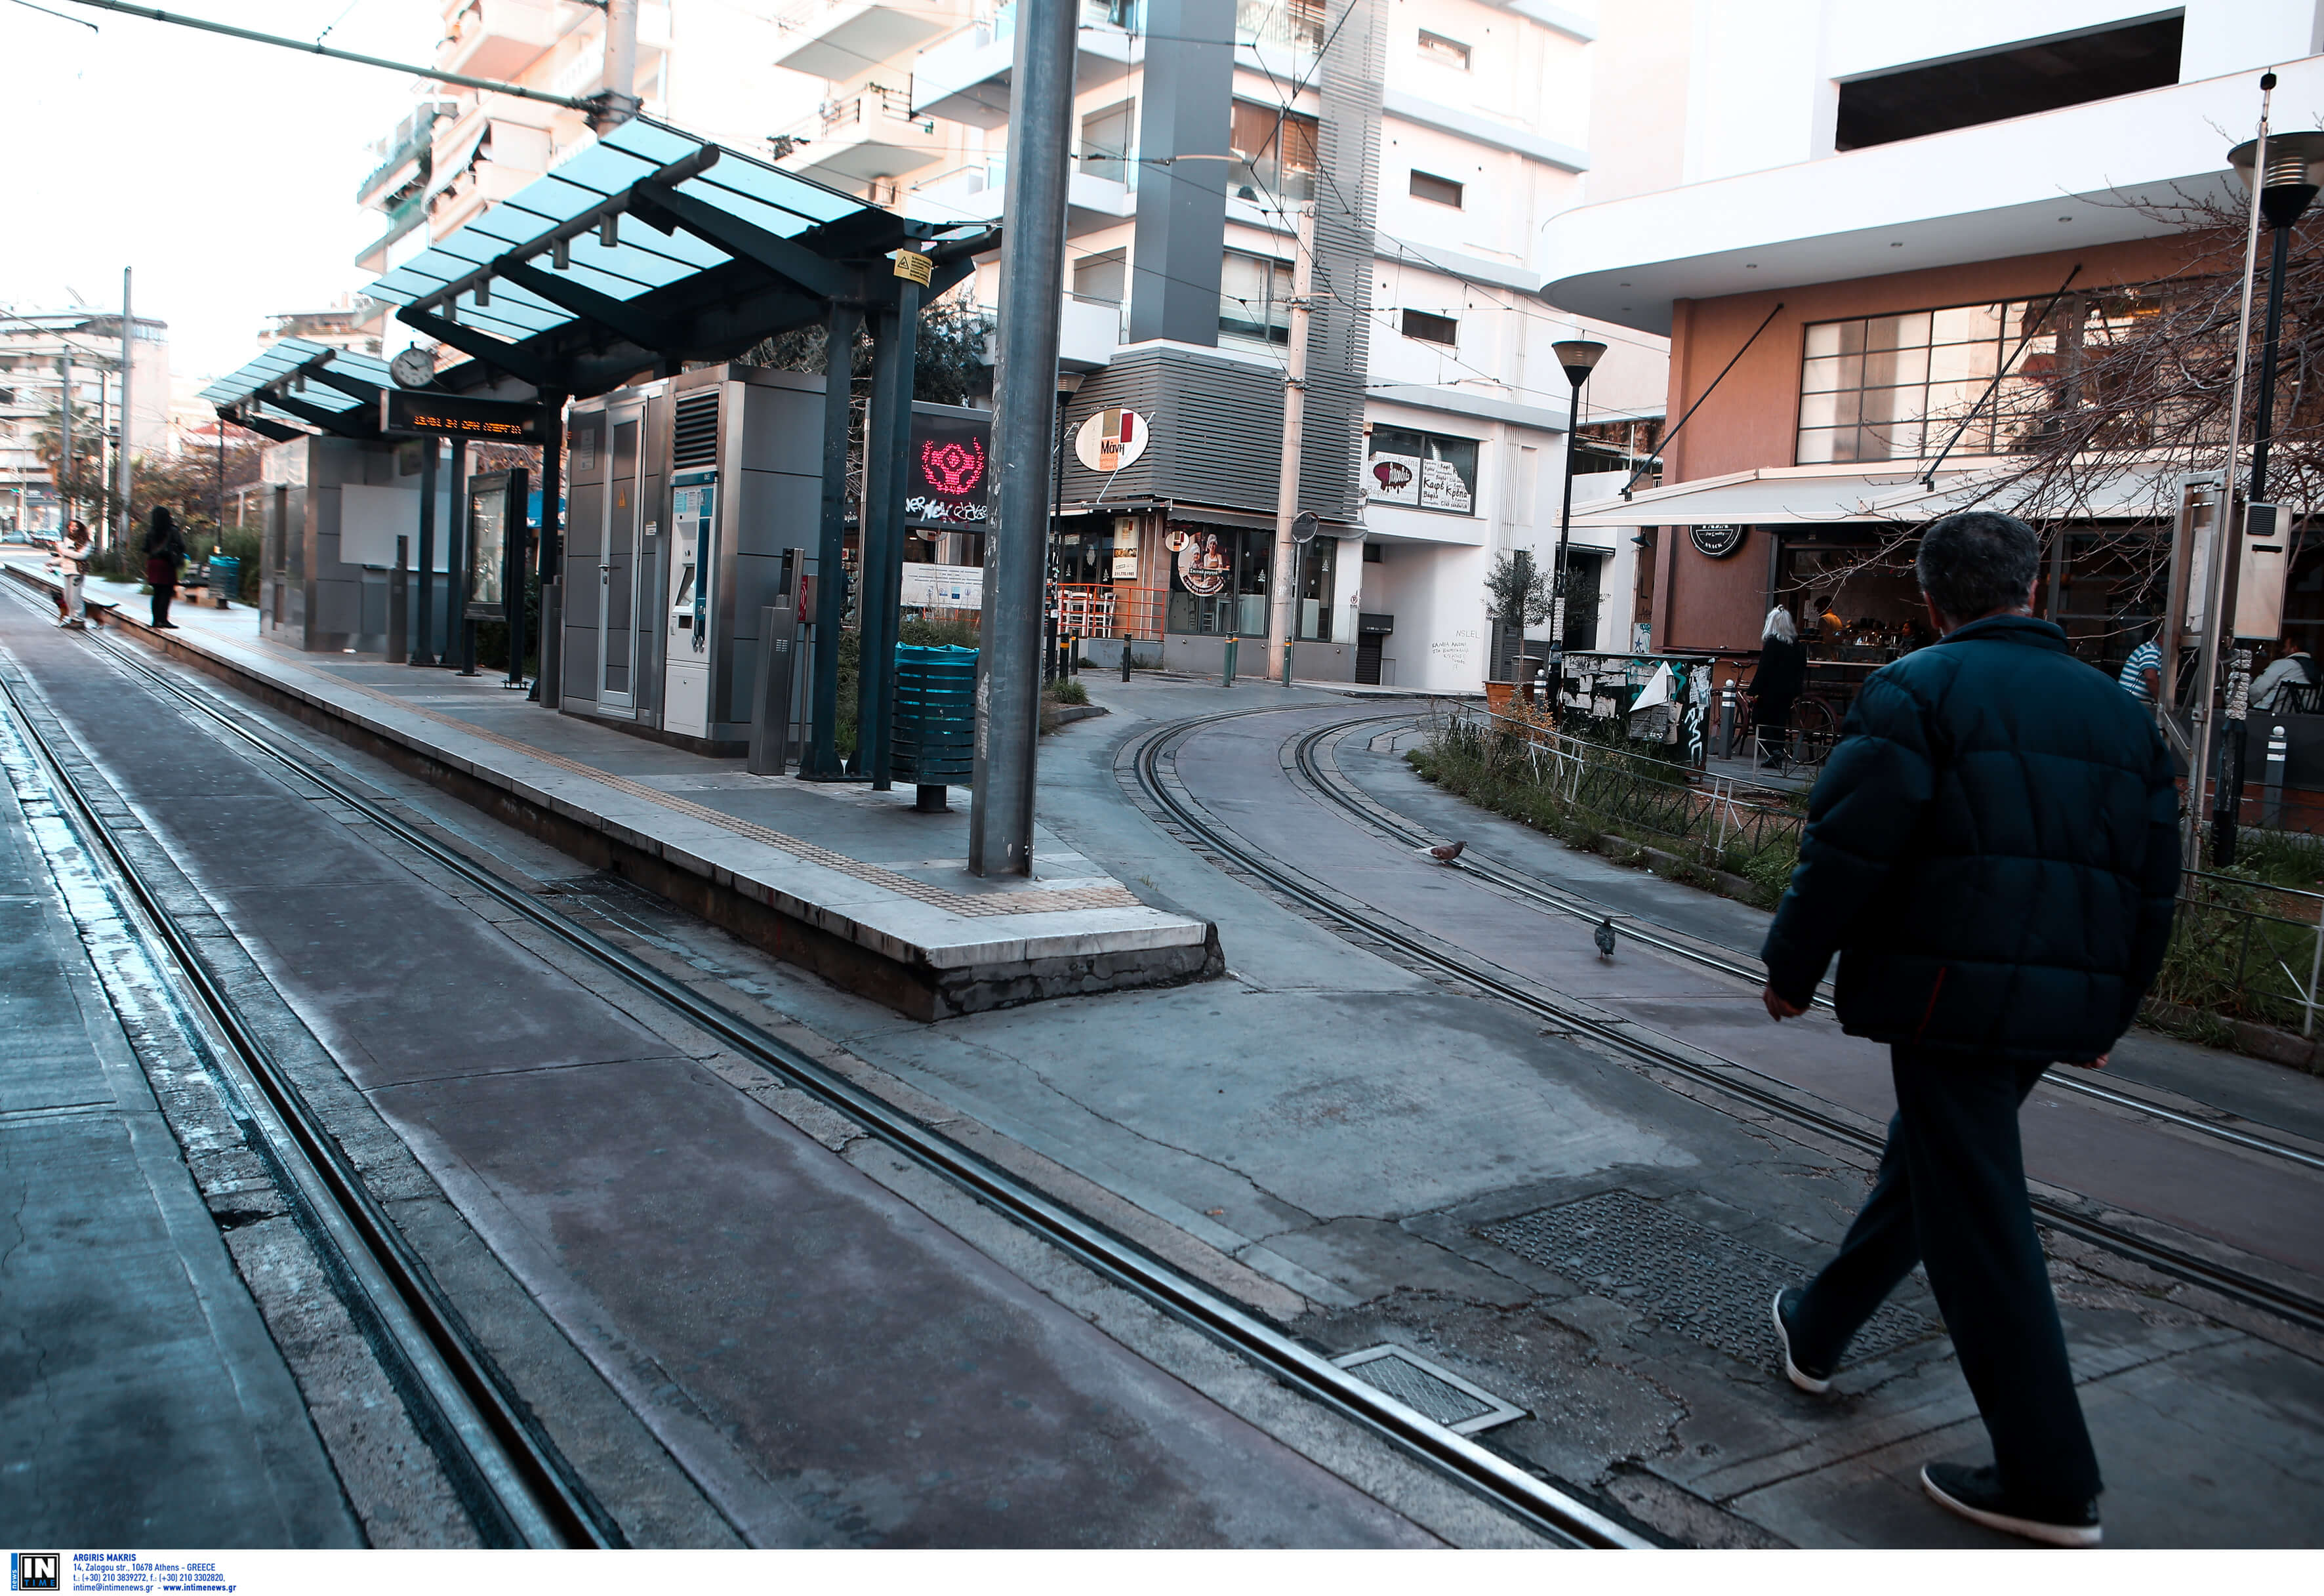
[
  {"xmin": 1430, "ymin": 701, "xmax": 2324, "ymax": 1039},
  {"xmin": 1425, "ymin": 701, "xmax": 1806, "ymax": 867},
  {"xmin": 2155, "ymin": 868, "xmax": 2324, "ymax": 1037}
]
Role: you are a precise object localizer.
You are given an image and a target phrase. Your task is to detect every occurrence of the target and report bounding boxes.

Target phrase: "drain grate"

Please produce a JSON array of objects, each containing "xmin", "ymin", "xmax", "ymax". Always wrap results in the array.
[
  {"xmin": 1480, "ymin": 1189, "xmax": 1936, "ymax": 1367},
  {"xmin": 1331, "ymin": 1345, "xmax": 1525, "ymax": 1434}
]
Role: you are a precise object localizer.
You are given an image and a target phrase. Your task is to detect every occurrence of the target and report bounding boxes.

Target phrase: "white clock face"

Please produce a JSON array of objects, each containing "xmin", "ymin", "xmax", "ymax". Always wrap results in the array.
[{"xmin": 390, "ymin": 347, "xmax": 436, "ymax": 389}]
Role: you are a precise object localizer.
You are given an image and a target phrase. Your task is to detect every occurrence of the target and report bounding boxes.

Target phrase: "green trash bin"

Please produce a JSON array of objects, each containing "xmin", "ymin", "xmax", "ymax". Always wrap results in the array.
[
  {"xmin": 207, "ymin": 555, "xmax": 240, "ymax": 609},
  {"xmin": 893, "ymin": 644, "xmax": 977, "ymax": 811}
]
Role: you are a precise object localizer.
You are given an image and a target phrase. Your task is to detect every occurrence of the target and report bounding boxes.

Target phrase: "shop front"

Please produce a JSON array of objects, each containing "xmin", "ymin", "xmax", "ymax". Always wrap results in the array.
[{"xmin": 1157, "ymin": 511, "xmax": 1351, "ymax": 680}]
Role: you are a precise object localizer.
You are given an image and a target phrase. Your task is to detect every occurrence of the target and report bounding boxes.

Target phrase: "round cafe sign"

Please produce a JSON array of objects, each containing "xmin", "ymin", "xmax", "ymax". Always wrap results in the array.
[{"xmin": 1690, "ymin": 522, "xmax": 1746, "ymax": 558}]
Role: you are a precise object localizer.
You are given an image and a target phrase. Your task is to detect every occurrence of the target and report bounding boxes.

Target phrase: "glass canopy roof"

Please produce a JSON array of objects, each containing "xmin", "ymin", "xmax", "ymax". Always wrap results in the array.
[
  {"xmin": 359, "ymin": 118, "xmax": 949, "ymax": 352},
  {"xmin": 199, "ymin": 338, "xmax": 397, "ymax": 422}
]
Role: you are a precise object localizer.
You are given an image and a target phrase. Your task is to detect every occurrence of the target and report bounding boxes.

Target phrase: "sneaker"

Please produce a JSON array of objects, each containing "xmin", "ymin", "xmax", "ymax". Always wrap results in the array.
[
  {"xmin": 1921, "ymin": 1463, "xmax": 2101, "ymax": 1547},
  {"xmin": 1771, "ymin": 1287, "xmax": 1833, "ymax": 1393}
]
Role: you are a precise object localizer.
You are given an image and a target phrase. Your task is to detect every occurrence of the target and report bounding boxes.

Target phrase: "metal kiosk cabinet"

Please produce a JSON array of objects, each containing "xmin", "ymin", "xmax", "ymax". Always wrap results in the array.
[{"xmin": 560, "ymin": 365, "xmax": 826, "ymax": 752}]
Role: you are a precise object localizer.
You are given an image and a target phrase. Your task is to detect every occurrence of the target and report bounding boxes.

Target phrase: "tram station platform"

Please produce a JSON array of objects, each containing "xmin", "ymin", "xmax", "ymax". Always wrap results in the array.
[{"xmin": 1, "ymin": 560, "xmax": 1217, "ymax": 1021}]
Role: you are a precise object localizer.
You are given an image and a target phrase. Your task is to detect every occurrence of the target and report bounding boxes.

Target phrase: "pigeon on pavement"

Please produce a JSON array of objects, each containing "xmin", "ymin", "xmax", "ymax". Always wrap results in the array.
[
  {"xmin": 1595, "ymin": 917, "xmax": 1618, "ymax": 959},
  {"xmin": 1420, "ymin": 840, "xmax": 1466, "ymax": 865}
]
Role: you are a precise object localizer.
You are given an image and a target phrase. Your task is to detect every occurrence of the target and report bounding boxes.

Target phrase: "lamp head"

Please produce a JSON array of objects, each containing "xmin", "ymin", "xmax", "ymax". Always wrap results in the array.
[
  {"xmin": 1552, "ymin": 338, "xmax": 1608, "ymax": 387},
  {"xmin": 2230, "ymin": 131, "xmax": 2324, "ymax": 230}
]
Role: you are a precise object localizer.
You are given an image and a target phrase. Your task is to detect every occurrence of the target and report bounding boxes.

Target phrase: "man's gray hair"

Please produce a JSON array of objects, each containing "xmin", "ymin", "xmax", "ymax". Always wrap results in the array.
[{"xmin": 1916, "ymin": 510, "xmax": 2041, "ymax": 623}]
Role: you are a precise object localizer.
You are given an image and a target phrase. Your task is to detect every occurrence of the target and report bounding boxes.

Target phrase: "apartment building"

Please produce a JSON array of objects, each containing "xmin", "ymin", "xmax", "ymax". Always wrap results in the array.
[
  {"xmin": 352, "ymin": 3, "xmax": 682, "ymax": 340},
  {"xmin": 336, "ymin": 1, "xmax": 1665, "ymax": 689},
  {"xmin": 1543, "ymin": 2, "xmax": 2321, "ymax": 695},
  {"xmin": 0, "ymin": 308, "xmax": 170, "ymax": 535},
  {"xmin": 771, "ymin": 0, "xmax": 1664, "ymax": 687}
]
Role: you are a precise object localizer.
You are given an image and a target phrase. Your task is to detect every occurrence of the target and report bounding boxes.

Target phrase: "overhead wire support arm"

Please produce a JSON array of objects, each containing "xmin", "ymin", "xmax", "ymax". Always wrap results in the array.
[
  {"xmin": 60, "ymin": 1, "xmax": 601, "ymax": 111},
  {"xmin": 1620, "ymin": 301, "xmax": 1784, "ymax": 499}
]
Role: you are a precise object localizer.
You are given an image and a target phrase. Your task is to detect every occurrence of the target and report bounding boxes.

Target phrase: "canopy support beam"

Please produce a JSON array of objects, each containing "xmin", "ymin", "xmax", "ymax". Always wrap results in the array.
[{"xmin": 397, "ymin": 307, "xmax": 563, "ymax": 389}]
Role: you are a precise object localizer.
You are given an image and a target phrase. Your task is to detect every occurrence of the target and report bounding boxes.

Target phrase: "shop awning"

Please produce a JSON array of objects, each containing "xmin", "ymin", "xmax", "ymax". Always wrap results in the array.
[
  {"xmin": 423, "ymin": 119, "xmax": 489, "ymax": 200},
  {"xmin": 1569, "ymin": 457, "xmax": 2193, "ymax": 529},
  {"xmin": 1566, "ymin": 464, "xmax": 1984, "ymax": 527},
  {"xmin": 358, "ymin": 116, "xmax": 996, "ymax": 402}
]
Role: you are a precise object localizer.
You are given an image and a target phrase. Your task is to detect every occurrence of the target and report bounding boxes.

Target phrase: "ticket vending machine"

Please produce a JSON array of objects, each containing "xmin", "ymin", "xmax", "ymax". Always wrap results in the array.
[
  {"xmin": 664, "ymin": 468, "xmax": 715, "ymax": 738},
  {"xmin": 560, "ymin": 365, "xmax": 825, "ymax": 753}
]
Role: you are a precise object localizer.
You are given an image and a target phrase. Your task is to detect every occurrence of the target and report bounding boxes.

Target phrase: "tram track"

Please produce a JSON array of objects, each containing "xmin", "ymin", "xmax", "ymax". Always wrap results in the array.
[
  {"xmin": 1290, "ymin": 712, "xmax": 2324, "ymax": 1179},
  {"xmin": 5, "ymin": 598, "xmax": 1646, "ymax": 1549},
  {"xmin": 1131, "ymin": 706, "xmax": 2324, "ymax": 1340}
]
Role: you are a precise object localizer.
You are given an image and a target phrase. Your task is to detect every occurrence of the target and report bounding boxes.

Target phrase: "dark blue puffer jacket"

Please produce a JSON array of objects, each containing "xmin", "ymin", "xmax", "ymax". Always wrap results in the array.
[{"xmin": 1761, "ymin": 615, "xmax": 2179, "ymax": 1063}]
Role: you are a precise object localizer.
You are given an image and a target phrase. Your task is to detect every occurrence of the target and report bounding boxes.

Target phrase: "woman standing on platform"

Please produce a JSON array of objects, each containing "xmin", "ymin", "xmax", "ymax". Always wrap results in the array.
[
  {"xmin": 144, "ymin": 506, "xmax": 186, "ymax": 629},
  {"xmin": 1750, "ymin": 606, "xmax": 1808, "ymax": 769}
]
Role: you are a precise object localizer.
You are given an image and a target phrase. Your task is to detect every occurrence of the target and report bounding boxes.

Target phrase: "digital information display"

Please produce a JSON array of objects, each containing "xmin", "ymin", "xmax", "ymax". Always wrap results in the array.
[{"xmin": 383, "ymin": 390, "xmax": 542, "ymax": 441}]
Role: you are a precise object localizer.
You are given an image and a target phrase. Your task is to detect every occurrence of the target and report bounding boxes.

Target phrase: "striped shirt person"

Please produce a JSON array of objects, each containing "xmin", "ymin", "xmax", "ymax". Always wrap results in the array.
[{"xmin": 2118, "ymin": 639, "xmax": 2161, "ymax": 703}]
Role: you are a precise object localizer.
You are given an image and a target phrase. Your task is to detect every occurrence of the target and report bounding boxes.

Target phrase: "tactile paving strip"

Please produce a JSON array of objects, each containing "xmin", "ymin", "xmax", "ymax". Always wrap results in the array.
[{"xmin": 1481, "ymin": 1189, "xmax": 1937, "ymax": 1367}]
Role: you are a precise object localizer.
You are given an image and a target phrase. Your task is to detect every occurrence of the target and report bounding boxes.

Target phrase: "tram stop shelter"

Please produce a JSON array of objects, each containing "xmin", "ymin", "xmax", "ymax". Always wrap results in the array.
[{"xmin": 203, "ymin": 117, "xmax": 996, "ymax": 785}]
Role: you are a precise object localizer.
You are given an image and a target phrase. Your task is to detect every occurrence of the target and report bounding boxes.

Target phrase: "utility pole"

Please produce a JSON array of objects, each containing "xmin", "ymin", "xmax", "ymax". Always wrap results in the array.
[
  {"xmin": 56, "ymin": 353, "xmax": 73, "ymax": 534},
  {"xmin": 595, "ymin": 0, "xmax": 642, "ymax": 129},
  {"xmin": 968, "ymin": 0, "xmax": 1076, "ymax": 878},
  {"xmin": 1266, "ymin": 206, "xmax": 1315, "ymax": 688},
  {"xmin": 2187, "ymin": 73, "xmax": 2273, "ymax": 869},
  {"xmin": 117, "ymin": 267, "xmax": 134, "ymax": 550}
]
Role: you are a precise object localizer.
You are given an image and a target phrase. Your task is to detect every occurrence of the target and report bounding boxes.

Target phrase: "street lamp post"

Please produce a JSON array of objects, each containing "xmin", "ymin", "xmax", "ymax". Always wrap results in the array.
[
  {"xmin": 2214, "ymin": 127, "xmax": 2324, "ymax": 865},
  {"xmin": 1547, "ymin": 339, "xmax": 1607, "ymax": 713}
]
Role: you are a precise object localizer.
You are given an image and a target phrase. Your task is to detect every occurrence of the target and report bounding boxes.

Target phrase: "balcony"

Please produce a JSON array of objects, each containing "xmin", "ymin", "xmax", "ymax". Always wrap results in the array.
[
  {"xmin": 771, "ymin": 0, "xmax": 966, "ymax": 83},
  {"xmin": 911, "ymin": 1, "xmax": 1139, "ymax": 128},
  {"xmin": 439, "ymin": 0, "xmax": 568, "ymax": 81},
  {"xmin": 907, "ymin": 159, "xmax": 1134, "ymax": 235},
  {"xmin": 774, "ymin": 85, "xmax": 947, "ymax": 187},
  {"xmin": 356, "ymin": 101, "xmax": 456, "ymax": 207},
  {"xmin": 1058, "ymin": 292, "xmax": 1122, "ymax": 372}
]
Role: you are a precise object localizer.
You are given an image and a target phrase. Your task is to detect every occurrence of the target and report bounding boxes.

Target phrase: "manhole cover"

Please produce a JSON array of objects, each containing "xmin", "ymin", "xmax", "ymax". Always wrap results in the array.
[
  {"xmin": 1480, "ymin": 1190, "xmax": 1936, "ymax": 1366},
  {"xmin": 1331, "ymin": 1345, "xmax": 1524, "ymax": 1434}
]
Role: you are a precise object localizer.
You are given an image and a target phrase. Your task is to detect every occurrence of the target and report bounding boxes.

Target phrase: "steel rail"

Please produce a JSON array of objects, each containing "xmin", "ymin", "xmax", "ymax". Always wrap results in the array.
[
  {"xmin": 1136, "ymin": 711, "xmax": 2324, "ymax": 1338},
  {"xmin": 0, "ymin": 660, "xmax": 617, "ymax": 1549},
  {"xmin": 1294, "ymin": 712, "xmax": 2324, "ymax": 1178},
  {"xmin": 41, "ymin": 618, "xmax": 1648, "ymax": 1551}
]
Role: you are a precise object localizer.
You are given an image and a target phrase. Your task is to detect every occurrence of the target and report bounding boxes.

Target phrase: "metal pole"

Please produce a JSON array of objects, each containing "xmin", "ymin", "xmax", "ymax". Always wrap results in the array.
[
  {"xmin": 449, "ymin": 438, "xmax": 477, "ymax": 674},
  {"xmin": 804, "ymin": 301, "xmax": 863, "ymax": 779},
  {"xmin": 1549, "ymin": 377, "xmax": 1587, "ymax": 710},
  {"xmin": 56, "ymin": 354, "xmax": 72, "ymax": 533},
  {"xmin": 2218, "ymin": 108, "xmax": 2302, "ymax": 866},
  {"xmin": 2189, "ymin": 72, "xmax": 2273, "ymax": 867},
  {"xmin": 504, "ymin": 468, "xmax": 530, "ymax": 689},
  {"xmin": 95, "ymin": 364, "xmax": 110, "ymax": 551},
  {"xmin": 1267, "ymin": 206, "xmax": 1315, "ymax": 689},
  {"xmin": 531, "ymin": 390, "xmax": 565, "ymax": 703},
  {"xmin": 117, "ymin": 266, "xmax": 133, "ymax": 552},
  {"xmin": 968, "ymin": 0, "xmax": 1075, "ymax": 878},
  {"xmin": 415, "ymin": 437, "xmax": 438, "ymax": 665},
  {"xmin": 598, "ymin": 0, "xmax": 641, "ymax": 128},
  {"xmin": 858, "ymin": 279, "xmax": 923, "ymax": 789}
]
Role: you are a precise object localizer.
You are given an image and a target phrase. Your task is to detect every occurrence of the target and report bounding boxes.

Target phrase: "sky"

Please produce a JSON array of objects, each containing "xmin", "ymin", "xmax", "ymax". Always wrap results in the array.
[{"xmin": 1, "ymin": 0, "xmax": 442, "ymax": 383}]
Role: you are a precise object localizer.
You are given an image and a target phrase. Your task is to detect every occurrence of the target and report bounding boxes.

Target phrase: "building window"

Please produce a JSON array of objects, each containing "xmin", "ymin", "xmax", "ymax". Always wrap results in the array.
[
  {"xmin": 1408, "ymin": 169, "xmax": 1463, "ymax": 208},
  {"xmin": 1220, "ymin": 251, "xmax": 1295, "ymax": 344},
  {"xmin": 1166, "ymin": 525, "xmax": 1274, "ymax": 636},
  {"xmin": 1797, "ymin": 291, "xmax": 2136, "ymax": 463},
  {"xmin": 1401, "ymin": 308, "xmax": 1459, "ymax": 348},
  {"xmin": 1073, "ymin": 249, "xmax": 1127, "ymax": 305},
  {"xmin": 1080, "ymin": 98, "xmax": 1135, "ymax": 184},
  {"xmin": 1368, "ymin": 426, "xmax": 1478, "ymax": 514},
  {"xmin": 1417, "ymin": 30, "xmax": 1470, "ymax": 68},
  {"xmin": 1297, "ymin": 535, "xmax": 1338, "ymax": 640},
  {"xmin": 1229, "ymin": 100, "xmax": 1318, "ymax": 205},
  {"xmin": 1362, "ymin": 541, "xmax": 1383, "ymax": 563},
  {"xmin": 1835, "ymin": 14, "xmax": 2183, "ymax": 151}
]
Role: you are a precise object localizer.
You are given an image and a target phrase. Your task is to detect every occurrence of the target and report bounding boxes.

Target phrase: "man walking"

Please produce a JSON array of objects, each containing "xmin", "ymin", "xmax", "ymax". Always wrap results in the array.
[{"xmin": 1759, "ymin": 511, "xmax": 2178, "ymax": 1547}]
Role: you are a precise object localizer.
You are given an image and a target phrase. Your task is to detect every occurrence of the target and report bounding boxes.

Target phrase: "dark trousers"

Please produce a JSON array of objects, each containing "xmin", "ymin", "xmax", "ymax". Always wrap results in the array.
[
  {"xmin": 1791, "ymin": 1046, "xmax": 2102, "ymax": 1507},
  {"xmin": 147, "ymin": 557, "xmax": 175, "ymax": 628}
]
